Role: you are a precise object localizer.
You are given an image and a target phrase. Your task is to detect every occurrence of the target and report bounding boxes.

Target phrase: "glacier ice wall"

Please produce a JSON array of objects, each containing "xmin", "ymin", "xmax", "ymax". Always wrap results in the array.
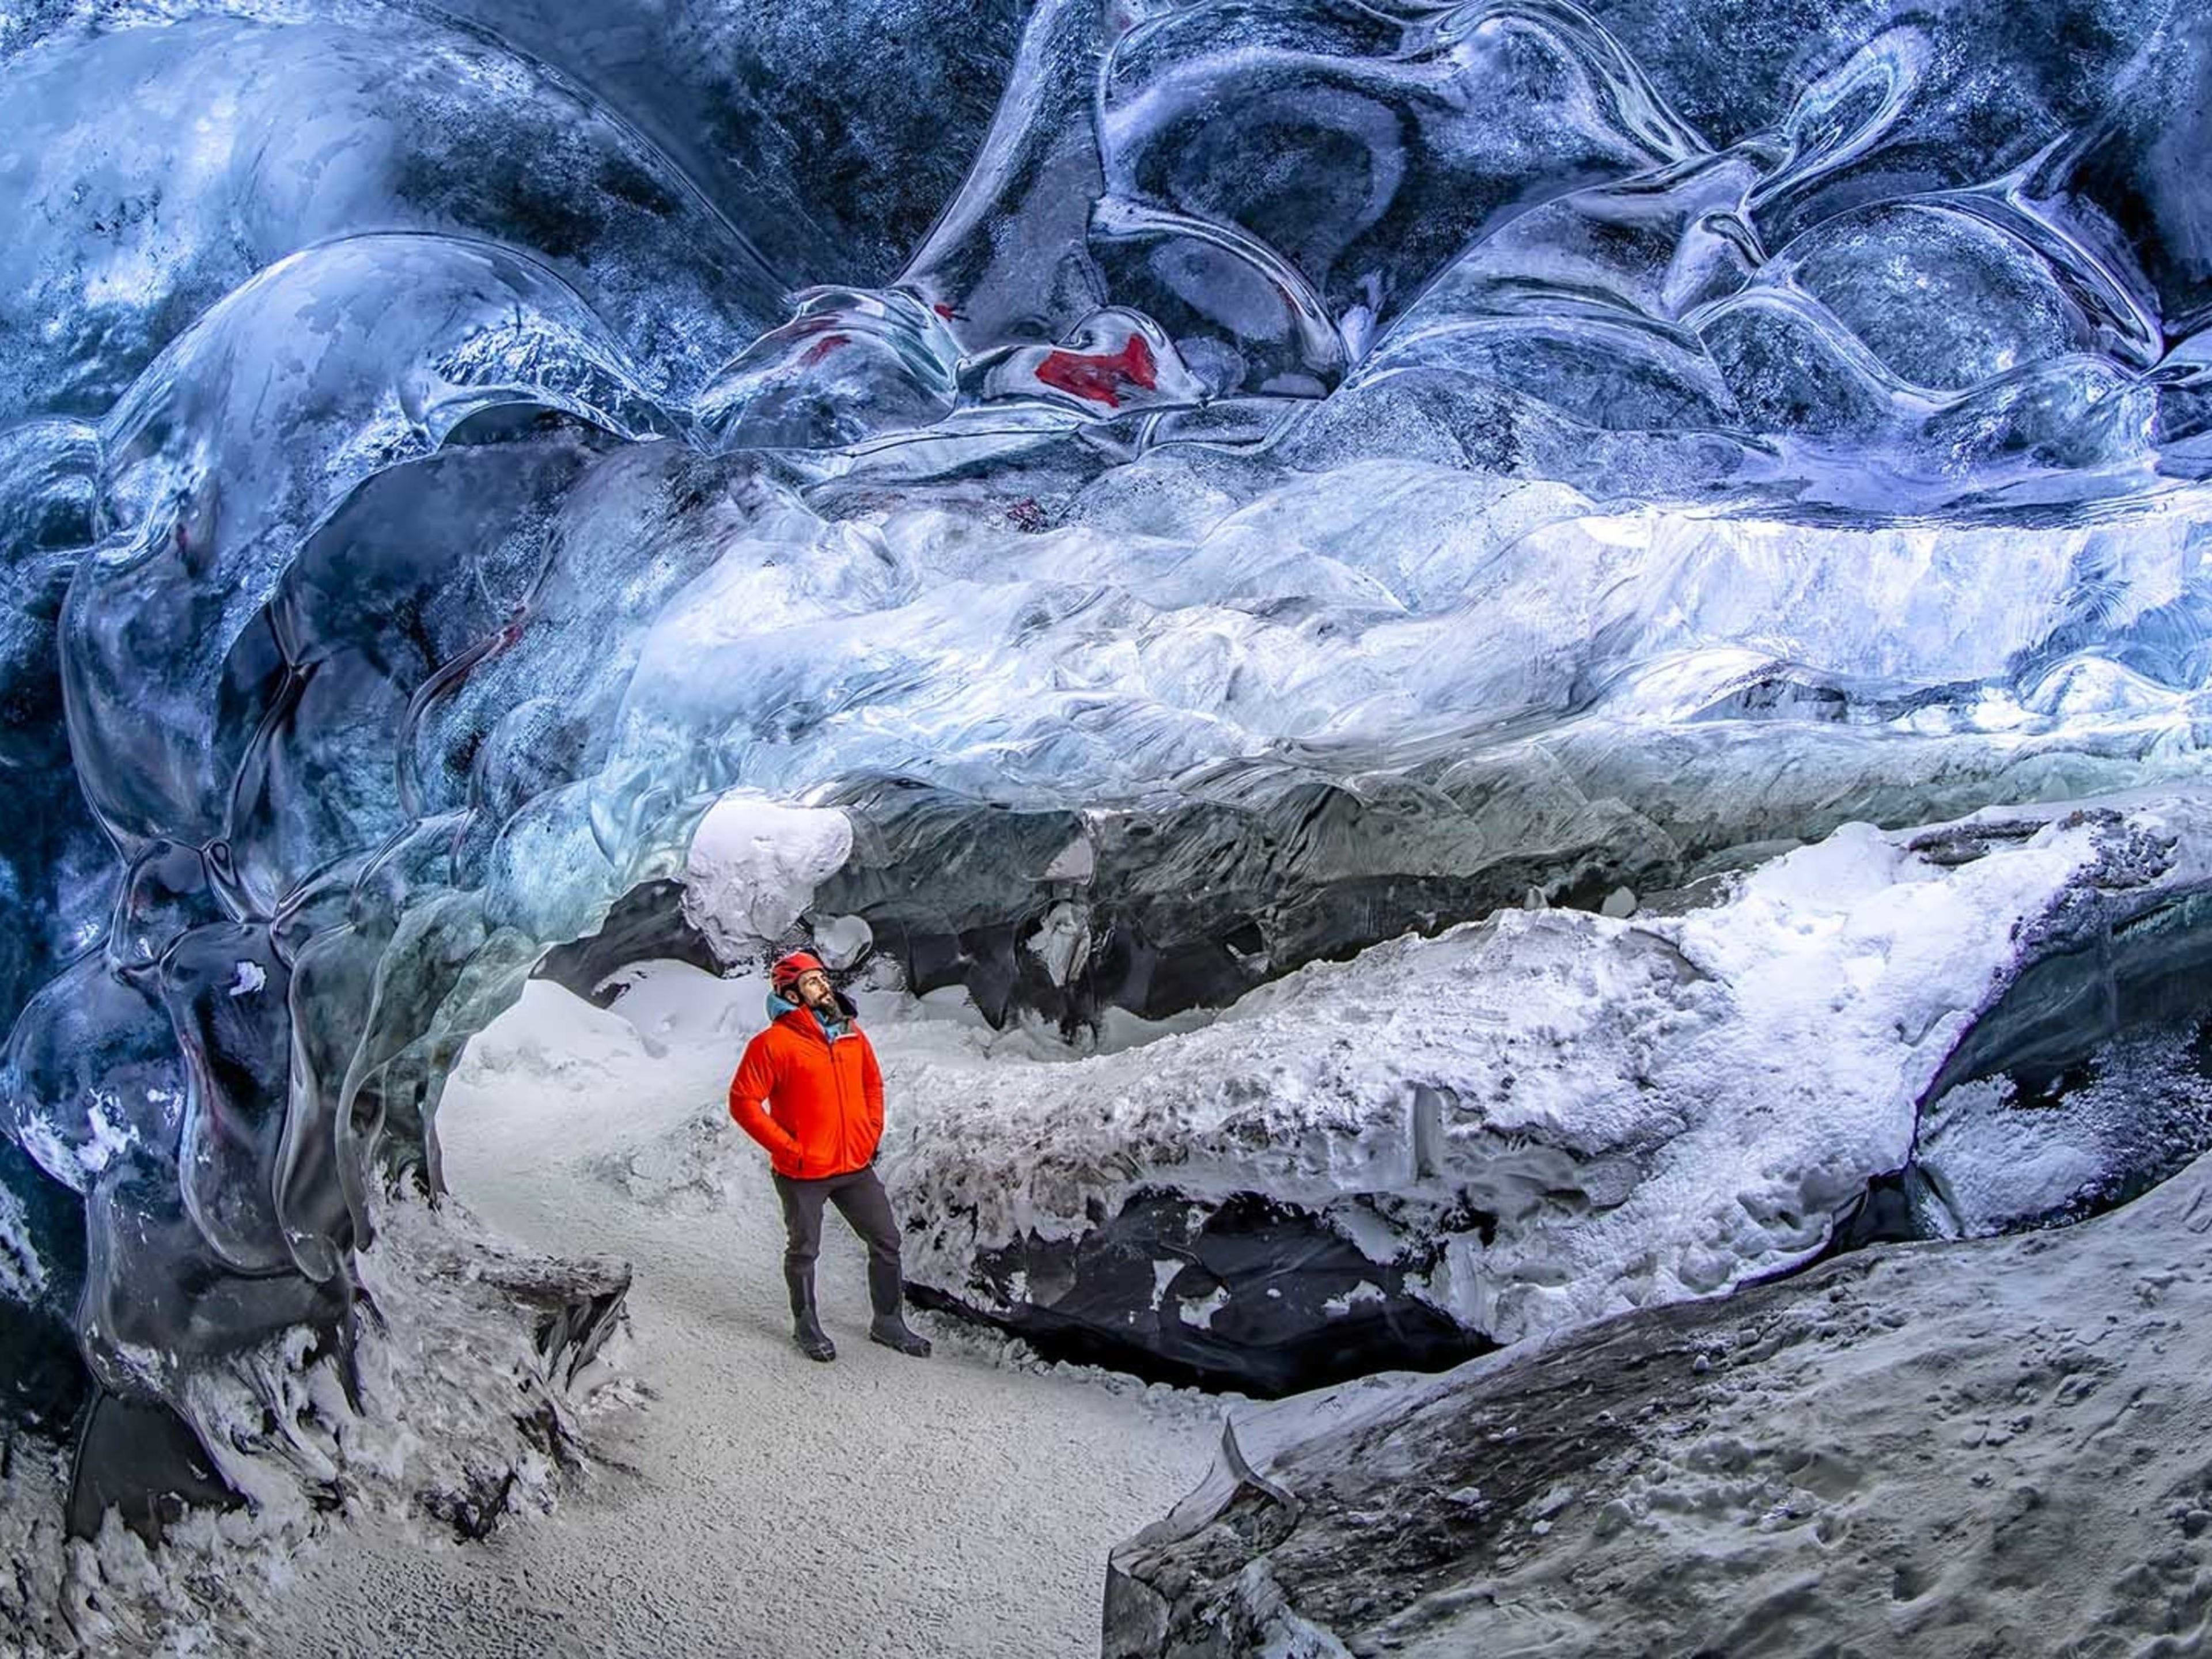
[{"xmin": 4, "ymin": 0, "xmax": 2212, "ymax": 1516}]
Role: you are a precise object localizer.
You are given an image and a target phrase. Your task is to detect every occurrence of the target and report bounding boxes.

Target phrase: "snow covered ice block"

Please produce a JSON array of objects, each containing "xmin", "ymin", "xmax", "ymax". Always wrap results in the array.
[{"xmin": 886, "ymin": 790, "xmax": 2212, "ymax": 1393}]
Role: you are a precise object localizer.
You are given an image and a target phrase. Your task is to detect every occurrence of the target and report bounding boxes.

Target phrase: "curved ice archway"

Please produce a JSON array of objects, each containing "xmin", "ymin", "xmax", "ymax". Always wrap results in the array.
[{"xmin": 3, "ymin": 0, "xmax": 2212, "ymax": 1539}]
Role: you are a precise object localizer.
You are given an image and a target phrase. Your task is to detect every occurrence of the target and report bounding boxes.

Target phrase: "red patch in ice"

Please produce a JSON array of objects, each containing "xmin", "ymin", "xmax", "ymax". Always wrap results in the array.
[
  {"xmin": 932, "ymin": 301, "xmax": 959, "ymax": 320},
  {"xmin": 800, "ymin": 332, "xmax": 851, "ymax": 367},
  {"xmin": 1033, "ymin": 334, "xmax": 1158, "ymax": 408}
]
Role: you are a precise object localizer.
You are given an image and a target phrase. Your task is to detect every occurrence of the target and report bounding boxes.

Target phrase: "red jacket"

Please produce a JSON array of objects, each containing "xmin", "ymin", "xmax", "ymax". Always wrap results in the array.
[{"xmin": 728, "ymin": 1006, "xmax": 885, "ymax": 1180}]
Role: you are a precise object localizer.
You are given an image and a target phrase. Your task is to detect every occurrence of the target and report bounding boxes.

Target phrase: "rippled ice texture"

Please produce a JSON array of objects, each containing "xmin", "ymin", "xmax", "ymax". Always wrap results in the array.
[{"xmin": 3, "ymin": 0, "xmax": 2212, "ymax": 1517}]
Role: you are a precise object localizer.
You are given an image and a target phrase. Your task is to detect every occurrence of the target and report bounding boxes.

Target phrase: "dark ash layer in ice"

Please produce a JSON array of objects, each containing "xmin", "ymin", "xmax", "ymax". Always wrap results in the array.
[{"xmin": 909, "ymin": 1189, "xmax": 1494, "ymax": 1395}]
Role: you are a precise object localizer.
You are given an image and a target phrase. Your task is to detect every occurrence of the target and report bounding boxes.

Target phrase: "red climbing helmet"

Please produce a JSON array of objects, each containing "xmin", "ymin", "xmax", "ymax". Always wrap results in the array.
[{"xmin": 770, "ymin": 951, "xmax": 827, "ymax": 995}]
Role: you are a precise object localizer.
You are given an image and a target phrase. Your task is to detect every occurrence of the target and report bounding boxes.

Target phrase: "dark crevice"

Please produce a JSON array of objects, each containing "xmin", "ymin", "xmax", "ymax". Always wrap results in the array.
[
  {"xmin": 909, "ymin": 1186, "xmax": 1494, "ymax": 1397},
  {"xmin": 533, "ymin": 877, "xmax": 725, "ymax": 1005},
  {"xmin": 908, "ymin": 1281, "xmax": 1495, "ymax": 1399},
  {"xmin": 65, "ymin": 1389, "xmax": 244, "ymax": 1546}
]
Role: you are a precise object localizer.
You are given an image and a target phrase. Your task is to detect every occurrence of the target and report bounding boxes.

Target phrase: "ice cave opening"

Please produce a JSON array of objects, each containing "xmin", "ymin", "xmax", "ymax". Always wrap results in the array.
[{"xmin": 9, "ymin": 0, "xmax": 2212, "ymax": 1650}]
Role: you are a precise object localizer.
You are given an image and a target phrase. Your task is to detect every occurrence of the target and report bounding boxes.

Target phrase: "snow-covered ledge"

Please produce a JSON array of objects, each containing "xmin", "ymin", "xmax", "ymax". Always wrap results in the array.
[{"xmin": 881, "ymin": 787, "xmax": 2212, "ymax": 1391}]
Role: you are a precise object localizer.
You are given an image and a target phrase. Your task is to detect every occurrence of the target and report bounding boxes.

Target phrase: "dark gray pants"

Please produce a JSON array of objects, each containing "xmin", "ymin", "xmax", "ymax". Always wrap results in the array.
[{"xmin": 773, "ymin": 1165, "xmax": 904, "ymax": 1319}]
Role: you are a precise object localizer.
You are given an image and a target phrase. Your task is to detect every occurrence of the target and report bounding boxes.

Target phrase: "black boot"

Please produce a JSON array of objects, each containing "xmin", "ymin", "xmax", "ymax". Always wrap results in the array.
[
  {"xmin": 866, "ymin": 1255, "xmax": 931, "ymax": 1358},
  {"xmin": 786, "ymin": 1263, "xmax": 835, "ymax": 1362},
  {"xmin": 869, "ymin": 1315, "xmax": 931, "ymax": 1358}
]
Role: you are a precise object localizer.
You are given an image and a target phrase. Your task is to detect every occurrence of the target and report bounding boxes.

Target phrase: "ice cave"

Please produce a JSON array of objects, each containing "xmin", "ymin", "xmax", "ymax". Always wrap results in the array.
[{"xmin": 4, "ymin": 0, "xmax": 2212, "ymax": 1651}]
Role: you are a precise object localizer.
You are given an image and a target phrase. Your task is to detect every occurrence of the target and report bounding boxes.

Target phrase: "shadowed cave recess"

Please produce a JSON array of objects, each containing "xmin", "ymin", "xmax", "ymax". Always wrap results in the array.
[{"xmin": 5, "ymin": 0, "xmax": 2212, "ymax": 1569}]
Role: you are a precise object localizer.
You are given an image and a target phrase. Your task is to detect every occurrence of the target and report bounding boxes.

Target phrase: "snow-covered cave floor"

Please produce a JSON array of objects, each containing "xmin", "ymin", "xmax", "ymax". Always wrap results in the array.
[{"xmin": 260, "ymin": 979, "xmax": 1219, "ymax": 1659}]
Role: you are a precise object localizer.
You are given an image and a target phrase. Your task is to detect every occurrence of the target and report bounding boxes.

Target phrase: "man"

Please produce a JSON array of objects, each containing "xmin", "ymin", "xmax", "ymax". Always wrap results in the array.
[{"xmin": 728, "ymin": 951, "xmax": 932, "ymax": 1362}]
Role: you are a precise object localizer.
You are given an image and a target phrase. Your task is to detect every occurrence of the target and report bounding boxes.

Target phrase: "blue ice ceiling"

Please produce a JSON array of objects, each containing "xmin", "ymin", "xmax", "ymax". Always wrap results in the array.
[{"xmin": 3, "ymin": 0, "xmax": 2210, "ymax": 1517}]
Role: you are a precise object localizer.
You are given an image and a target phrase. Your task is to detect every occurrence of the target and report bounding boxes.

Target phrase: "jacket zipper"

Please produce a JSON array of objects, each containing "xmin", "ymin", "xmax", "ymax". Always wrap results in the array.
[
  {"xmin": 801, "ymin": 1014, "xmax": 857, "ymax": 1172},
  {"xmin": 830, "ymin": 1024, "xmax": 851, "ymax": 1165}
]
